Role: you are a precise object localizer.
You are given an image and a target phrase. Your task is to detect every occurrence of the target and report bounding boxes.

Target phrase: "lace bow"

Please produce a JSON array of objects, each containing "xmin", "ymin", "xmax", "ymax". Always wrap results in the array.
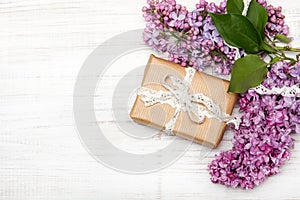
[{"xmin": 137, "ymin": 68, "xmax": 240, "ymax": 133}]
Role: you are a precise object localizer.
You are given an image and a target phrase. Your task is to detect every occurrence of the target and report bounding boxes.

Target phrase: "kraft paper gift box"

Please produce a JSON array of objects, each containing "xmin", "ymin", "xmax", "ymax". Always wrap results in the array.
[{"xmin": 130, "ymin": 54, "xmax": 238, "ymax": 148}]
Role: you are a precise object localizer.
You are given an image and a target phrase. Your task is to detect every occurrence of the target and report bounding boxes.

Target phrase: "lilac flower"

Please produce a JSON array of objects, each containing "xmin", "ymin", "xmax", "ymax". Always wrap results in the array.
[
  {"xmin": 144, "ymin": 29, "xmax": 160, "ymax": 46},
  {"xmin": 142, "ymin": 1, "xmax": 298, "ymax": 189},
  {"xmin": 196, "ymin": 0, "xmax": 208, "ymax": 12},
  {"xmin": 168, "ymin": 11, "xmax": 186, "ymax": 29},
  {"xmin": 142, "ymin": 0, "xmax": 287, "ymax": 75},
  {"xmin": 203, "ymin": 21, "xmax": 215, "ymax": 32},
  {"xmin": 290, "ymin": 64, "xmax": 300, "ymax": 81},
  {"xmin": 188, "ymin": 11, "xmax": 202, "ymax": 27},
  {"xmin": 209, "ymin": 61, "xmax": 300, "ymax": 189},
  {"xmin": 266, "ymin": 110, "xmax": 285, "ymax": 126},
  {"xmin": 143, "ymin": 28, "xmax": 168, "ymax": 52},
  {"xmin": 203, "ymin": 30, "xmax": 221, "ymax": 44},
  {"xmin": 265, "ymin": 4, "xmax": 289, "ymax": 36}
]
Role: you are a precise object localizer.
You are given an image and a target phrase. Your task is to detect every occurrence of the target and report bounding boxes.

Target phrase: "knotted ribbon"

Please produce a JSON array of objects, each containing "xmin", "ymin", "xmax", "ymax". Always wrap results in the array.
[
  {"xmin": 137, "ymin": 67, "xmax": 240, "ymax": 134},
  {"xmin": 252, "ymin": 84, "xmax": 300, "ymax": 97}
]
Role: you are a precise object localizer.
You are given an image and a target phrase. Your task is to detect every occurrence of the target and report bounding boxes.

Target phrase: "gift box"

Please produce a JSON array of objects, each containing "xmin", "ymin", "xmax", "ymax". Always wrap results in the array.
[{"xmin": 130, "ymin": 54, "xmax": 238, "ymax": 148}]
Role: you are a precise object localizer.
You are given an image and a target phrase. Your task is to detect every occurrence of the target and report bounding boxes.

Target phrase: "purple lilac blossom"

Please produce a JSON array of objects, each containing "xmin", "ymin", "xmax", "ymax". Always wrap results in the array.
[
  {"xmin": 142, "ymin": 0, "xmax": 289, "ymax": 75},
  {"xmin": 142, "ymin": 0, "xmax": 298, "ymax": 189},
  {"xmin": 209, "ymin": 61, "xmax": 300, "ymax": 189},
  {"xmin": 168, "ymin": 11, "xmax": 186, "ymax": 29}
]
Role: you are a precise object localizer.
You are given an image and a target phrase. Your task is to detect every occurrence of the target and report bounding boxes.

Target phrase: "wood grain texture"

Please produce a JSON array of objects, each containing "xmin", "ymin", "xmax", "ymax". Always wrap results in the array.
[{"xmin": 0, "ymin": 0, "xmax": 300, "ymax": 199}]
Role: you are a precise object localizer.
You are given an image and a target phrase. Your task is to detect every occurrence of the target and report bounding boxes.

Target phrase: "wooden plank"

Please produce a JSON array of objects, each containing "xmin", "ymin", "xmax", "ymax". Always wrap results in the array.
[{"xmin": 0, "ymin": 0, "xmax": 300, "ymax": 199}]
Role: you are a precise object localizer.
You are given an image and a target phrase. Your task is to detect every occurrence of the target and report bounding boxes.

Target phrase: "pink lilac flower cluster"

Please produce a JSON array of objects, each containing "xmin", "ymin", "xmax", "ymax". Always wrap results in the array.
[
  {"xmin": 265, "ymin": 5, "xmax": 289, "ymax": 37},
  {"xmin": 142, "ymin": 0, "xmax": 299, "ymax": 189},
  {"xmin": 209, "ymin": 61, "xmax": 300, "ymax": 189},
  {"xmin": 142, "ymin": 0, "xmax": 288, "ymax": 75}
]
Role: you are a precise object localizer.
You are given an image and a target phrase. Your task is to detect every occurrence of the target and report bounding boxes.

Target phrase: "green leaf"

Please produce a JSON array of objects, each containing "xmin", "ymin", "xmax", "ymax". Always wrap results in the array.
[
  {"xmin": 275, "ymin": 34, "xmax": 292, "ymax": 43},
  {"xmin": 246, "ymin": 0, "xmax": 268, "ymax": 39},
  {"xmin": 228, "ymin": 55, "xmax": 268, "ymax": 93},
  {"xmin": 227, "ymin": 0, "xmax": 244, "ymax": 14},
  {"xmin": 209, "ymin": 13, "xmax": 262, "ymax": 54}
]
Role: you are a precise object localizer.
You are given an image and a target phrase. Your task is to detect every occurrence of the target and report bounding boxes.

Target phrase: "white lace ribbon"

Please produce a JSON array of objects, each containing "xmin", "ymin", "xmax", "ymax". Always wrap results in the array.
[
  {"xmin": 137, "ymin": 68, "xmax": 240, "ymax": 134},
  {"xmin": 252, "ymin": 84, "xmax": 300, "ymax": 97}
]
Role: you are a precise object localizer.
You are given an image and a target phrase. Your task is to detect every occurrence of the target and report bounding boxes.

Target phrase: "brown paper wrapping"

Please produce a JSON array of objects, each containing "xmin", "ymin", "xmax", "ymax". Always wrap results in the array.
[{"xmin": 130, "ymin": 54, "xmax": 238, "ymax": 148}]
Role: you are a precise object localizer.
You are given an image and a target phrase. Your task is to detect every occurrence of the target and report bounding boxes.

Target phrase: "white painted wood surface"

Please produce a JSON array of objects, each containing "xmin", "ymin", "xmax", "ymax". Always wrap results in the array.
[{"xmin": 1, "ymin": 0, "xmax": 300, "ymax": 199}]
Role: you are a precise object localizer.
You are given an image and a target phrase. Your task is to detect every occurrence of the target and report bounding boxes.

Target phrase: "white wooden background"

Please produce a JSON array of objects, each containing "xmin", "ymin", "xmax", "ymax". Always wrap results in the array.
[{"xmin": 1, "ymin": 0, "xmax": 300, "ymax": 199}]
